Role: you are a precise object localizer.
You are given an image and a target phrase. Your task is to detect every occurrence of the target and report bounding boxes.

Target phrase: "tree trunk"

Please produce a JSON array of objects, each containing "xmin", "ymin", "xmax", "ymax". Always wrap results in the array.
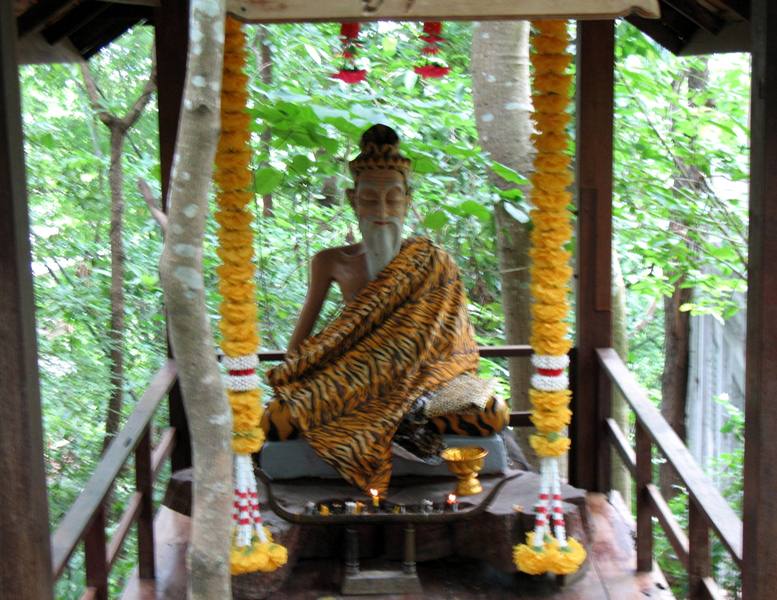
[
  {"xmin": 79, "ymin": 58, "xmax": 155, "ymax": 451},
  {"xmin": 611, "ymin": 250, "xmax": 630, "ymax": 506},
  {"xmin": 105, "ymin": 126, "xmax": 126, "ymax": 449},
  {"xmin": 157, "ymin": 2, "xmax": 232, "ymax": 598},
  {"xmin": 471, "ymin": 21, "xmax": 534, "ymax": 462},
  {"xmin": 659, "ymin": 62, "xmax": 708, "ymax": 499}
]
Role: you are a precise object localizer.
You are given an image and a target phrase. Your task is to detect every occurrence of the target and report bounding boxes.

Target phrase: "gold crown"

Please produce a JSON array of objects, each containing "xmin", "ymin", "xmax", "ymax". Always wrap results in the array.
[{"xmin": 348, "ymin": 124, "xmax": 411, "ymax": 184}]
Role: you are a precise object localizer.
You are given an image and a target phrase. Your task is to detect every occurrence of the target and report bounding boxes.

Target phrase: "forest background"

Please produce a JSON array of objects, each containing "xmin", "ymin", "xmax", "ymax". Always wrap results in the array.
[{"xmin": 20, "ymin": 18, "xmax": 750, "ymax": 599}]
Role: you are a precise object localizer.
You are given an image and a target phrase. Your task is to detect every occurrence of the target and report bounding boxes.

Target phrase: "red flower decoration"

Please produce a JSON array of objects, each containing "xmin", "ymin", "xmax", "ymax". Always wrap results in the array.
[
  {"xmin": 414, "ymin": 65, "xmax": 450, "ymax": 79},
  {"xmin": 331, "ymin": 69, "xmax": 367, "ymax": 84},
  {"xmin": 423, "ymin": 21, "xmax": 443, "ymax": 36},
  {"xmin": 420, "ymin": 34, "xmax": 446, "ymax": 44},
  {"xmin": 340, "ymin": 22, "xmax": 360, "ymax": 40},
  {"xmin": 422, "ymin": 45, "xmax": 441, "ymax": 55}
]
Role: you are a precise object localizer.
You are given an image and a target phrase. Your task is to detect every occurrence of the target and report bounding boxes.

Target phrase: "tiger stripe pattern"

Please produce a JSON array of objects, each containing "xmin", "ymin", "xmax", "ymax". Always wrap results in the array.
[{"xmin": 266, "ymin": 237, "xmax": 482, "ymax": 493}]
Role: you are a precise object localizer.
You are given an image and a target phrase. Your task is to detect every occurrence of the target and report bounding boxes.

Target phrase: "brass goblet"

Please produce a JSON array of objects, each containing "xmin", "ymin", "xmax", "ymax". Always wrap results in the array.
[{"xmin": 440, "ymin": 446, "xmax": 489, "ymax": 496}]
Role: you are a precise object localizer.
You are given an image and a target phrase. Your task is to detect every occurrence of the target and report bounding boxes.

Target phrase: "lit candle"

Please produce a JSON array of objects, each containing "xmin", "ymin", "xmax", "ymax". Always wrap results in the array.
[
  {"xmin": 319, "ymin": 505, "xmax": 330, "ymax": 516},
  {"xmin": 447, "ymin": 493, "xmax": 458, "ymax": 512},
  {"xmin": 370, "ymin": 488, "xmax": 380, "ymax": 509}
]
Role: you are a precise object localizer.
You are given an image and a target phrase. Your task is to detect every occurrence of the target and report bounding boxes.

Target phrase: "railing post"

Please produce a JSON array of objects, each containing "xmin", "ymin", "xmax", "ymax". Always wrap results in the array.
[
  {"xmin": 84, "ymin": 505, "xmax": 108, "ymax": 600},
  {"xmin": 635, "ymin": 421, "xmax": 653, "ymax": 573},
  {"xmin": 135, "ymin": 426, "xmax": 156, "ymax": 580},
  {"xmin": 688, "ymin": 498, "xmax": 711, "ymax": 600}
]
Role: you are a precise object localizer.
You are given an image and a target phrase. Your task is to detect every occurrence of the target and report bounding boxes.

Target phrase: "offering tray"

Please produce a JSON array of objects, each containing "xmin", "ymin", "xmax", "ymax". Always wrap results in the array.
[{"xmin": 256, "ymin": 467, "xmax": 521, "ymax": 525}]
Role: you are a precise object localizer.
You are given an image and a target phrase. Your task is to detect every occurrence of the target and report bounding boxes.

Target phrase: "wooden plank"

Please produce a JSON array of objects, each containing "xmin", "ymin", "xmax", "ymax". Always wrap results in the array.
[
  {"xmin": 688, "ymin": 497, "xmax": 711, "ymax": 600},
  {"xmin": 80, "ymin": 587, "xmax": 98, "ymax": 600},
  {"xmin": 152, "ymin": 427, "xmax": 177, "ymax": 481},
  {"xmin": 597, "ymin": 347, "xmax": 743, "ymax": 567},
  {"xmin": 106, "ymin": 492, "xmax": 142, "ymax": 570},
  {"xmin": 743, "ymin": 3, "xmax": 777, "ymax": 599},
  {"xmin": 41, "ymin": 2, "xmax": 113, "ymax": 44},
  {"xmin": 227, "ymin": 0, "xmax": 661, "ymax": 23},
  {"xmin": 135, "ymin": 427, "xmax": 156, "ymax": 580},
  {"xmin": 606, "ymin": 417, "xmax": 636, "ymax": 477},
  {"xmin": 646, "ymin": 483, "xmax": 689, "ymax": 569},
  {"xmin": 50, "ymin": 360, "xmax": 177, "ymax": 579},
  {"xmin": 0, "ymin": 0, "xmax": 54, "ymax": 597},
  {"xmin": 571, "ymin": 20, "xmax": 614, "ymax": 493},
  {"xmin": 635, "ymin": 421, "xmax": 653, "ymax": 573},
  {"xmin": 16, "ymin": 0, "xmax": 79, "ymax": 36},
  {"xmin": 508, "ymin": 411, "xmax": 532, "ymax": 427},
  {"xmin": 663, "ymin": 0, "xmax": 725, "ymax": 33},
  {"xmin": 155, "ymin": 0, "xmax": 192, "ymax": 474},
  {"xmin": 255, "ymin": 345, "xmax": 533, "ymax": 362},
  {"xmin": 700, "ymin": 576, "xmax": 726, "ymax": 600}
]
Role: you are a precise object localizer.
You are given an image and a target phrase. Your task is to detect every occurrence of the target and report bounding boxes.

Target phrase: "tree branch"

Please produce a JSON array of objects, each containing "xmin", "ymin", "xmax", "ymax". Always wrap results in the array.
[
  {"xmin": 137, "ymin": 177, "xmax": 168, "ymax": 233},
  {"xmin": 119, "ymin": 59, "xmax": 157, "ymax": 132},
  {"xmin": 79, "ymin": 61, "xmax": 116, "ymax": 127}
]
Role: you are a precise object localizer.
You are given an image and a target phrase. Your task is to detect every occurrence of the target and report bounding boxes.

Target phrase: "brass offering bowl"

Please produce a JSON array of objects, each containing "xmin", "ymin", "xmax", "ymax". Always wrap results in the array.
[{"xmin": 440, "ymin": 446, "xmax": 489, "ymax": 496}]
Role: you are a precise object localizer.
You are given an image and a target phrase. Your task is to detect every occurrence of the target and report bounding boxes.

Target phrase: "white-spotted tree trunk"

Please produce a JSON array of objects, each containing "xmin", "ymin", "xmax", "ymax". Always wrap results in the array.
[
  {"xmin": 471, "ymin": 21, "xmax": 535, "ymax": 462},
  {"xmin": 157, "ymin": 1, "xmax": 232, "ymax": 598}
]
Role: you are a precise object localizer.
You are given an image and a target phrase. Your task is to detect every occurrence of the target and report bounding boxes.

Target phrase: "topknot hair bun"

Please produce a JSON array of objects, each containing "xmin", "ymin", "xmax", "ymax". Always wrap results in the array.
[{"xmin": 349, "ymin": 124, "xmax": 412, "ymax": 184}]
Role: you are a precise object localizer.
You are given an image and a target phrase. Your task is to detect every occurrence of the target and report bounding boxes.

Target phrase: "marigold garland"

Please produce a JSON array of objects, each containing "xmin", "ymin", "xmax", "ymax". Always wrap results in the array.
[
  {"xmin": 216, "ymin": 16, "xmax": 287, "ymax": 575},
  {"xmin": 513, "ymin": 19, "xmax": 586, "ymax": 577}
]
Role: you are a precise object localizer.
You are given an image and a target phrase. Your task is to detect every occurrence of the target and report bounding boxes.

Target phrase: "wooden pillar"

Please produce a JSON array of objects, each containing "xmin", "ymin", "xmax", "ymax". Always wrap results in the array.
[
  {"xmin": 154, "ymin": 0, "xmax": 192, "ymax": 471},
  {"xmin": 0, "ymin": 2, "xmax": 54, "ymax": 597},
  {"xmin": 570, "ymin": 20, "xmax": 614, "ymax": 492},
  {"xmin": 742, "ymin": 2, "xmax": 777, "ymax": 598}
]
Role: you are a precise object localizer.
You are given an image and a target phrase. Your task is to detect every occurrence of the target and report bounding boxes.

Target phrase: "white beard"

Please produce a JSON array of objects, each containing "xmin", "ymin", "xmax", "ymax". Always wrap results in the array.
[{"xmin": 359, "ymin": 217, "xmax": 403, "ymax": 280}]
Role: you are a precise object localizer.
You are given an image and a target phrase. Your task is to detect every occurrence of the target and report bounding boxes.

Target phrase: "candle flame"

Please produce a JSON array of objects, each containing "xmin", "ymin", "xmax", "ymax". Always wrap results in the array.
[
  {"xmin": 448, "ymin": 493, "xmax": 456, "ymax": 503},
  {"xmin": 370, "ymin": 488, "xmax": 379, "ymax": 497}
]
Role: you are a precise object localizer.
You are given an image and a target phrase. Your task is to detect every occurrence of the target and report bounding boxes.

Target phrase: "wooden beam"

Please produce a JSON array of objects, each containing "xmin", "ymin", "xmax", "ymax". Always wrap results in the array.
[
  {"xmin": 571, "ymin": 20, "xmax": 614, "ymax": 493},
  {"xmin": 742, "ymin": 1, "xmax": 777, "ymax": 599},
  {"xmin": 154, "ymin": 0, "xmax": 192, "ymax": 472},
  {"xmin": 227, "ymin": 0, "xmax": 660, "ymax": 23},
  {"xmin": 663, "ymin": 0, "xmax": 725, "ymax": 34},
  {"xmin": 41, "ymin": 1, "xmax": 113, "ymax": 45},
  {"xmin": 17, "ymin": 0, "xmax": 79, "ymax": 37},
  {"xmin": 0, "ymin": 1, "xmax": 54, "ymax": 597}
]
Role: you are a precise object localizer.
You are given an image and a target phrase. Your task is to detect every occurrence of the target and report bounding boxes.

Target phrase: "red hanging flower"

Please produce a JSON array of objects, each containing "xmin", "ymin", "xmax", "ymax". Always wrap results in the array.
[
  {"xmin": 331, "ymin": 69, "xmax": 367, "ymax": 84},
  {"xmin": 415, "ymin": 21, "xmax": 449, "ymax": 79},
  {"xmin": 414, "ymin": 64, "xmax": 450, "ymax": 79},
  {"xmin": 340, "ymin": 22, "xmax": 360, "ymax": 40},
  {"xmin": 423, "ymin": 21, "xmax": 443, "ymax": 36},
  {"xmin": 332, "ymin": 22, "xmax": 366, "ymax": 84}
]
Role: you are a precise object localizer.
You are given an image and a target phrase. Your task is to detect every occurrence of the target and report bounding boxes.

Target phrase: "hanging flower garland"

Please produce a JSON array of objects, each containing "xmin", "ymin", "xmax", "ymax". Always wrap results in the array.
[
  {"xmin": 332, "ymin": 22, "xmax": 367, "ymax": 84},
  {"xmin": 414, "ymin": 21, "xmax": 450, "ymax": 79},
  {"xmin": 216, "ymin": 16, "xmax": 288, "ymax": 576},
  {"xmin": 513, "ymin": 19, "xmax": 586, "ymax": 576}
]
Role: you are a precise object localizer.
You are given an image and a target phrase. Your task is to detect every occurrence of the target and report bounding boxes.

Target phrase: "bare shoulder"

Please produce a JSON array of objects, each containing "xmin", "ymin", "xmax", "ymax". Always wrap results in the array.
[{"xmin": 312, "ymin": 243, "xmax": 362, "ymax": 268}]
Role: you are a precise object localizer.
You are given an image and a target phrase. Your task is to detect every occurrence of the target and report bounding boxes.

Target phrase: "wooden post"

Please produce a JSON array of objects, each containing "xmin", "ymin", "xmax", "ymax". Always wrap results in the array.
[
  {"xmin": 135, "ymin": 427, "xmax": 156, "ymax": 580},
  {"xmin": 571, "ymin": 20, "xmax": 614, "ymax": 493},
  {"xmin": 635, "ymin": 422, "xmax": 652, "ymax": 573},
  {"xmin": 687, "ymin": 498, "xmax": 710, "ymax": 599},
  {"xmin": 84, "ymin": 506, "xmax": 108, "ymax": 600},
  {"xmin": 743, "ymin": 1, "xmax": 777, "ymax": 599},
  {"xmin": 154, "ymin": 0, "xmax": 192, "ymax": 472},
  {"xmin": 0, "ymin": 3, "xmax": 54, "ymax": 598}
]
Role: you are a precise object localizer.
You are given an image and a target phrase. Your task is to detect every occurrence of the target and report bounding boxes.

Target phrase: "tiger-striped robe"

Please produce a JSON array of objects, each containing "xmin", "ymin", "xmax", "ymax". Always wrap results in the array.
[{"xmin": 266, "ymin": 237, "xmax": 481, "ymax": 493}]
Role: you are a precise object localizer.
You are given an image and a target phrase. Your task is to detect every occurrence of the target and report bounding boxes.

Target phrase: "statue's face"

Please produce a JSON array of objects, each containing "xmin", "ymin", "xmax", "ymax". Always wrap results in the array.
[
  {"xmin": 348, "ymin": 169, "xmax": 410, "ymax": 277},
  {"xmin": 349, "ymin": 168, "xmax": 409, "ymax": 223}
]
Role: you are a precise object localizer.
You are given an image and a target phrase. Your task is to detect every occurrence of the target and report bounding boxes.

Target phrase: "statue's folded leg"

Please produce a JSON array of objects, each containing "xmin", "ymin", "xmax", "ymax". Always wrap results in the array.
[{"xmin": 428, "ymin": 396, "xmax": 510, "ymax": 437}]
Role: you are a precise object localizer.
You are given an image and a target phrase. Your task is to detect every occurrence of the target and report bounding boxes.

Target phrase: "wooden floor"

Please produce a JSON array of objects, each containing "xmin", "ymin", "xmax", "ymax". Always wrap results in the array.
[{"xmin": 121, "ymin": 494, "xmax": 674, "ymax": 599}]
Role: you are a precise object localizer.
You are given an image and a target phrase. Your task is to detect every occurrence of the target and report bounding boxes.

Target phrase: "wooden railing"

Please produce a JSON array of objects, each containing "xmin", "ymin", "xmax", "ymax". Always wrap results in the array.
[
  {"xmin": 597, "ymin": 348, "xmax": 742, "ymax": 600},
  {"xmin": 258, "ymin": 344, "xmax": 536, "ymax": 427},
  {"xmin": 50, "ymin": 360, "xmax": 178, "ymax": 600}
]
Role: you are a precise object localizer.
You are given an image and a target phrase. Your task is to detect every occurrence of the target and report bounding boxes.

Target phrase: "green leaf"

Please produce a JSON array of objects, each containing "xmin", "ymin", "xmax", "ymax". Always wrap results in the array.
[
  {"xmin": 254, "ymin": 167, "xmax": 284, "ymax": 195},
  {"xmin": 503, "ymin": 202, "xmax": 530, "ymax": 223},
  {"xmin": 289, "ymin": 154, "xmax": 313, "ymax": 174},
  {"xmin": 424, "ymin": 210, "xmax": 449, "ymax": 230},
  {"xmin": 403, "ymin": 70, "xmax": 418, "ymax": 90},
  {"xmin": 458, "ymin": 200, "xmax": 491, "ymax": 222},
  {"xmin": 303, "ymin": 43, "xmax": 322, "ymax": 65},
  {"xmin": 491, "ymin": 161, "xmax": 528, "ymax": 186},
  {"xmin": 412, "ymin": 156, "xmax": 438, "ymax": 174}
]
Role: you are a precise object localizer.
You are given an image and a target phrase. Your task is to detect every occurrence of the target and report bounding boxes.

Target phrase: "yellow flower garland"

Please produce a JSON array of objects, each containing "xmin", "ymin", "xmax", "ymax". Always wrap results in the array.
[
  {"xmin": 514, "ymin": 19, "xmax": 585, "ymax": 576},
  {"xmin": 216, "ymin": 16, "xmax": 287, "ymax": 576}
]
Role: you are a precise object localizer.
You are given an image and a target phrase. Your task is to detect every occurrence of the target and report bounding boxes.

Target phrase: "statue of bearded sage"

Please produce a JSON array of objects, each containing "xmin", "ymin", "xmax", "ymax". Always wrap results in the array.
[{"xmin": 261, "ymin": 125, "xmax": 510, "ymax": 493}]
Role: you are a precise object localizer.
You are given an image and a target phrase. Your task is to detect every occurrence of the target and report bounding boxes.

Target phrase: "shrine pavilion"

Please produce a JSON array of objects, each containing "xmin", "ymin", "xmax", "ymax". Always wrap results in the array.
[{"xmin": 1, "ymin": 1, "xmax": 775, "ymax": 599}]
